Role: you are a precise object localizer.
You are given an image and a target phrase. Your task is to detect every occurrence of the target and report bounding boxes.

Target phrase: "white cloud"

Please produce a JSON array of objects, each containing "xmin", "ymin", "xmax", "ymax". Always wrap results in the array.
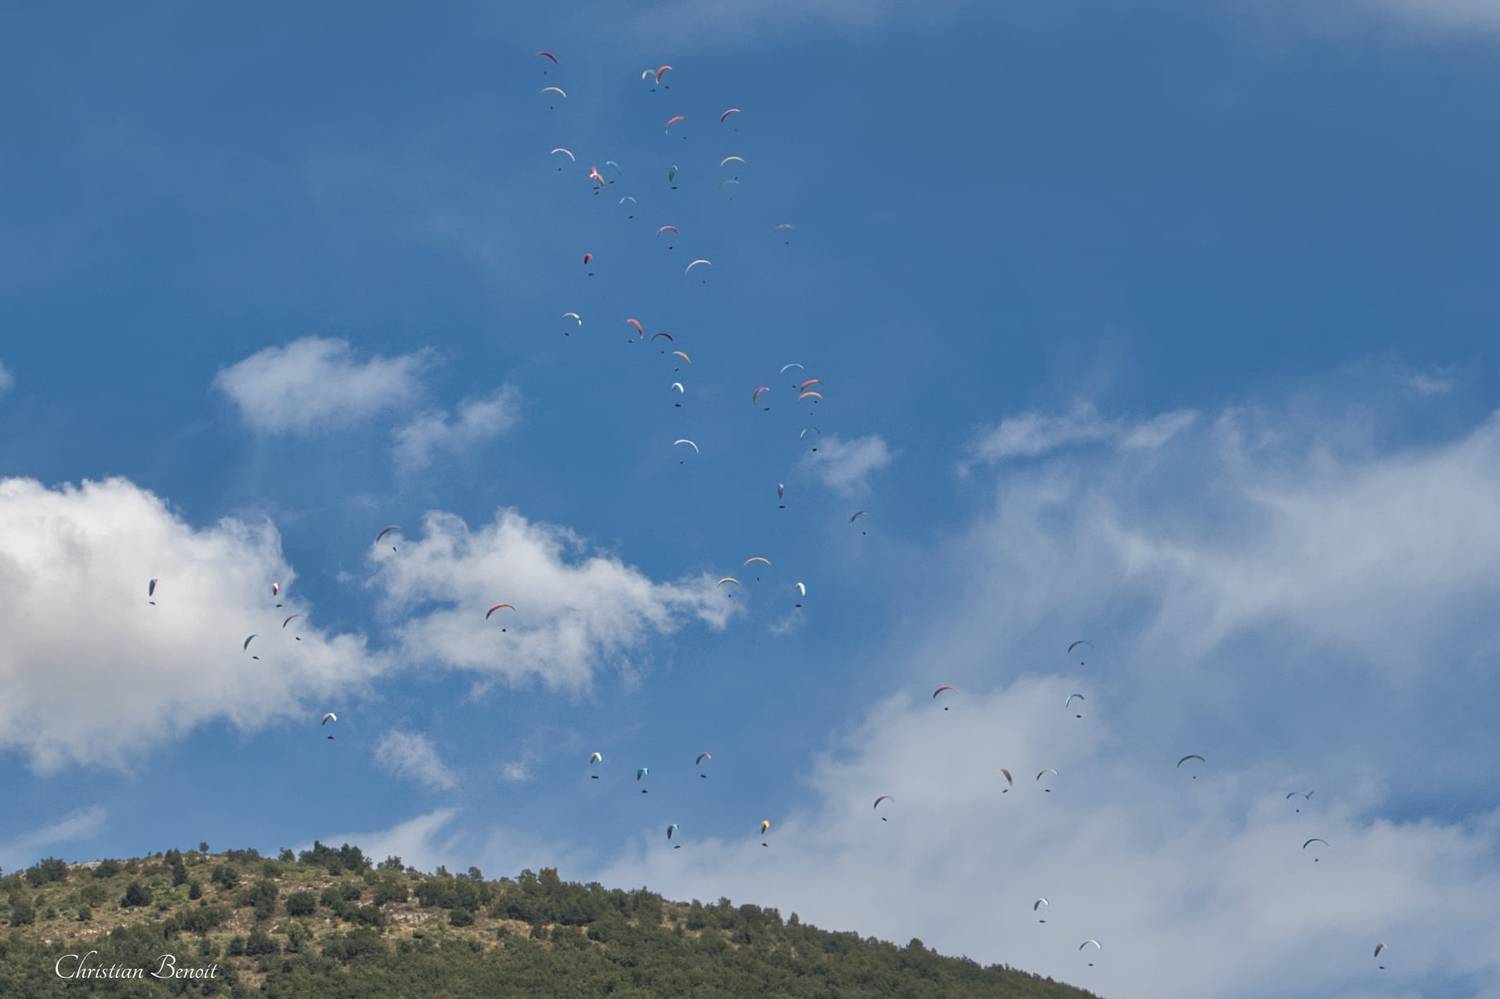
[
  {"xmin": 0, "ymin": 476, "xmax": 382, "ymax": 771},
  {"xmin": 599, "ymin": 683, "xmax": 1500, "ymax": 999},
  {"xmin": 962, "ymin": 402, "xmax": 1199, "ymax": 469},
  {"xmin": 1410, "ymin": 371, "xmax": 1455, "ymax": 396},
  {"xmin": 373, "ymin": 730, "xmax": 459, "ymax": 791},
  {"xmin": 1361, "ymin": 0, "xmax": 1500, "ymax": 32},
  {"xmin": 367, "ymin": 508, "xmax": 737, "ymax": 691},
  {"xmin": 500, "ymin": 757, "xmax": 534, "ymax": 783},
  {"xmin": 314, "ymin": 807, "xmax": 581, "ymax": 878},
  {"xmin": 214, "ymin": 337, "xmax": 430, "ymax": 434},
  {"xmin": 0, "ymin": 360, "xmax": 13, "ymax": 396},
  {"xmin": 589, "ymin": 398, "xmax": 1500, "ymax": 998},
  {"xmin": 799, "ymin": 434, "xmax": 893, "ymax": 494},
  {"xmin": 393, "ymin": 386, "xmax": 522, "ymax": 473},
  {"xmin": 0, "ymin": 807, "xmax": 107, "ymax": 872}
]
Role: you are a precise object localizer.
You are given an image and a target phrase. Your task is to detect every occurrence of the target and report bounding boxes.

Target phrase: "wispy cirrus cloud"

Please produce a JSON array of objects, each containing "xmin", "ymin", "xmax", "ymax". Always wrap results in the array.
[
  {"xmin": 0, "ymin": 807, "xmax": 108, "ymax": 872},
  {"xmin": 373, "ymin": 730, "xmax": 460, "ymax": 791},
  {"xmin": 960, "ymin": 402, "xmax": 1198, "ymax": 471},
  {"xmin": 799, "ymin": 434, "xmax": 893, "ymax": 494},
  {"xmin": 215, "ymin": 337, "xmax": 431, "ymax": 435},
  {"xmin": 393, "ymin": 386, "xmax": 522, "ymax": 474}
]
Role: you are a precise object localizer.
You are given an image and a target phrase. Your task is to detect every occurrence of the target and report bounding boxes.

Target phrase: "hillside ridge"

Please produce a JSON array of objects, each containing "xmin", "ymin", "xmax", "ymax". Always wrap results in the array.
[{"xmin": 0, "ymin": 843, "xmax": 1099, "ymax": 997}]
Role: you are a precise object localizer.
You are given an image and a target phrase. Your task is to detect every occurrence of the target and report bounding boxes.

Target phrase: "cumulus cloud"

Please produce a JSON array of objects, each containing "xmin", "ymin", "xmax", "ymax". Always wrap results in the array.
[
  {"xmin": 373, "ymin": 730, "xmax": 459, "ymax": 791},
  {"xmin": 799, "ymin": 434, "xmax": 893, "ymax": 494},
  {"xmin": 367, "ymin": 508, "xmax": 737, "ymax": 691},
  {"xmin": 1410, "ymin": 371, "xmax": 1455, "ymax": 396},
  {"xmin": 0, "ymin": 360, "xmax": 13, "ymax": 395},
  {"xmin": 961, "ymin": 402, "xmax": 1198, "ymax": 470},
  {"xmin": 393, "ymin": 386, "xmax": 522, "ymax": 473},
  {"xmin": 0, "ymin": 807, "xmax": 107, "ymax": 872},
  {"xmin": 500, "ymin": 756, "xmax": 535, "ymax": 783},
  {"xmin": 214, "ymin": 337, "xmax": 430, "ymax": 434},
  {"xmin": 0, "ymin": 477, "xmax": 382, "ymax": 771}
]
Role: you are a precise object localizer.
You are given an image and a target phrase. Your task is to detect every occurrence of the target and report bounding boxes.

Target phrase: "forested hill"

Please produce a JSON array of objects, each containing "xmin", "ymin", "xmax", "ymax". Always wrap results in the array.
[{"xmin": 0, "ymin": 843, "xmax": 1098, "ymax": 997}]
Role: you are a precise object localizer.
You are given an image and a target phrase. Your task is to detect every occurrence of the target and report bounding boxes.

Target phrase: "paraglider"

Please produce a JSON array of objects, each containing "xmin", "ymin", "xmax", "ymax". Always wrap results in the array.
[
  {"xmin": 282, "ymin": 613, "xmax": 303, "ymax": 640},
  {"xmin": 535, "ymin": 50, "xmax": 559, "ymax": 65},
  {"xmin": 780, "ymin": 362, "xmax": 804, "ymax": 375},
  {"xmin": 271, "ymin": 581, "xmax": 281, "ymax": 606},
  {"xmin": 636, "ymin": 767, "xmax": 649, "ymax": 792},
  {"xmin": 626, "ymin": 318, "xmax": 645, "ymax": 339},
  {"xmin": 655, "ymin": 65, "xmax": 672, "ymax": 85},
  {"xmin": 775, "ymin": 222, "xmax": 795, "ymax": 245},
  {"xmin": 375, "ymin": 525, "xmax": 400, "ymax": 551},
  {"xmin": 667, "ymin": 823, "xmax": 680, "ymax": 847},
  {"xmin": 719, "ymin": 107, "xmax": 741, "ymax": 123},
  {"xmin": 1065, "ymin": 693, "xmax": 1085, "ymax": 718},
  {"xmin": 1079, "ymin": 939, "xmax": 1101, "ymax": 966},
  {"xmin": 760, "ymin": 819, "xmax": 771, "ymax": 844},
  {"xmin": 720, "ymin": 155, "xmax": 747, "ymax": 169},
  {"xmin": 147, "ymin": 578, "xmax": 158, "ymax": 605},
  {"xmin": 799, "ymin": 390, "xmax": 823, "ymax": 402},
  {"xmin": 933, "ymin": 684, "xmax": 956, "ymax": 710},
  {"xmin": 752, "ymin": 385, "xmax": 771, "ymax": 408},
  {"xmin": 672, "ymin": 350, "xmax": 692, "ymax": 366},
  {"xmin": 1374, "ymin": 942, "xmax": 1385, "ymax": 969},
  {"xmin": 665, "ymin": 114, "xmax": 685, "ymax": 133},
  {"xmin": 1034, "ymin": 898, "xmax": 1049, "ymax": 922},
  {"xmin": 589, "ymin": 751, "xmax": 602, "ymax": 778},
  {"xmin": 801, "ymin": 426, "xmax": 821, "ymax": 451},
  {"xmin": 793, "ymin": 580, "xmax": 806, "ymax": 606},
  {"xmin": 485, "ymin": 603, "xmax": 515, "ymax": 632},
  {"xmin": 583, "ymin": 252, "xmax": 594, "ymax": 275},
  {"xmin": 561, "ymin": 311, "xmax": 582, "ymax": 325},
  {"xmin": 717, "ymin": 577, "xmax": 741, "ymax": 588},
  {"xmin": 321, "ymin": 711, "xmax": 337, "ymax": 739},
  {"xmin": 873, "ymin": 795, "xmax": 893, "ymax": 820},
  {"xmin": 243, "ymin": 634, "xmax": 259, "ymax": 660},
  {"xmin": 778, "ymin": 483, "xmax": 786, "ymax": 509},
  {"xmin": 684, "ymin": 259, "xmax": 712, "ymax": 280},
  {"xmin": 850, "ymin": 510, "xmax": 868, "ymax": 534},
  {"xmin": 743, "ymin": 556, "xmax": 771, "ymax": 568},
  {"xmin": 1303, "ymin": 837, "xmax": 1330, "ymax": 861},
  {"xmin": 674, "ymin": 439, "xmax": 699, "ymax": 462},
  {"xmin": 550, "ymin": 147, "xmax": 576, "ymax": 164},
  {"xmin": 1068, "ymin": 640, "xmax": 1094, "ymax": 666},
  {"xmin": 1287, "ymin": 790, "xmax": 1315, "ymax": 813},
  {"xmin": 1177, "ymin": 754, "xmax": 1206, "ymax": 778},
  {"xmin": 696, "ymin": 752, "xmax": 712, "ymax": 778},
  {"xmin": 540, "ymin": 86, "xmax": 567, "ymax": 109},
  {"xmin": 670, "ymin": 382, "xmax": 684, "ymax": 407},
  {"xmin": 667, "ymin": 165, "xmax": 678, "ymax": 188},
  {"xmin": 999, "ymin": 768, "xmax": 1013, "ymax": 793},
  {"xmin": 588, "ymin": 166, "xmax": 606, "ymax": 187},
  {"xmin": 657, "ymin": 224, "xmax": 678, "ymax": 249},
  {"xmin": 1037, "ymin": 768, "xmax": 1058, "ymax": 792}
]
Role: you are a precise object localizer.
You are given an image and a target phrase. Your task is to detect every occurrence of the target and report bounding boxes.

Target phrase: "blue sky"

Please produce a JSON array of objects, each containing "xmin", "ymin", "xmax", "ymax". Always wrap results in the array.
[{"xmin": 3, "ymin": 2, "xmax": 1500, "ymax": 996}]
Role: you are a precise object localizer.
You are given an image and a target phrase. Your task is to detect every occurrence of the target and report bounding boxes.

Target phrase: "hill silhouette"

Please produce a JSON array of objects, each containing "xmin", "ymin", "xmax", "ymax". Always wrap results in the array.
[{"xmin": 0, "ymin": 843, "xmax": 1099, "ymax": 997}]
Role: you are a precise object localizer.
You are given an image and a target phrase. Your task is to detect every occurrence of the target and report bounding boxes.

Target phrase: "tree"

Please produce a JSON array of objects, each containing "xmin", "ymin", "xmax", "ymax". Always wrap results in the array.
[
  {"xmin": 285, "ymin": 891, "xmax": 317, "ymax": 917},
  {"xmin": 187, "ymin": 880, "xmax": 203, "ymax": 900},
  {"xmin": 170, "ymin": 856, "xmax": 188, "ymax": 886},
  {"xmin": 8, "ymin": 892, "xmax": 35, "ymax": 926},
  {"xmin": 93, "ymin": 860, "xmax": 122, "ymax": 879},
  {"xmin": 120, "ymin": 880, "xmax": 151, "ymax": 908},
  {"xmin": 25, "ymin": 858, "xmax": 69, "ymax": 886}
]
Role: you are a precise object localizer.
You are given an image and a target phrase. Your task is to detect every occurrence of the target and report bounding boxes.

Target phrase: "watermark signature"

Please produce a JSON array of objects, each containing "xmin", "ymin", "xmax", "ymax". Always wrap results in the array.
[{"xmin": 55, "ymin": 950, "xmax": 221, "ymax": 981}]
